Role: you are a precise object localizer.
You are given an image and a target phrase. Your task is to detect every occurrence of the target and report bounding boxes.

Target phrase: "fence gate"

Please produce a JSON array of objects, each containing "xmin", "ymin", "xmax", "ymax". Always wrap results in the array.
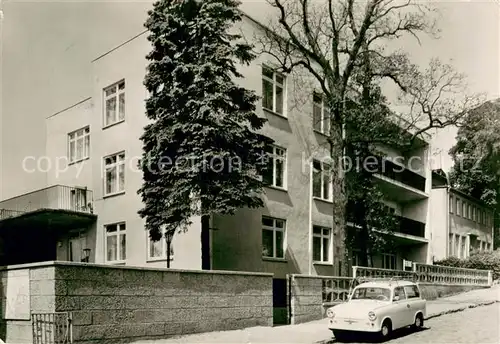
[{"xmin": 32, "ymin": 312, "xmax": 72, "ymax": 344}]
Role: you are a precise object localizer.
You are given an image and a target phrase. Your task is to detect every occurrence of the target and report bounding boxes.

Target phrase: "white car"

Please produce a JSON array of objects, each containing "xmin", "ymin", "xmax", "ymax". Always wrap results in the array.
[{"xmin": 326, "ymin": 280, "xmax": 426, "ymax": 341}]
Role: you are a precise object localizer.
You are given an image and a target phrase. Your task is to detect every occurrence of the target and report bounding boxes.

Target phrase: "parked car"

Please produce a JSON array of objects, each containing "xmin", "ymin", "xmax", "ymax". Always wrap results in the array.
[{"xmin": 326, "ymin": 280, "xmax": 426, "ymax": 341}]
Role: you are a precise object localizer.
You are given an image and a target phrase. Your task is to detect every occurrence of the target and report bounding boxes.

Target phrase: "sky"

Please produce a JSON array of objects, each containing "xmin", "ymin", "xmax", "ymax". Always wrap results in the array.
[{"xmin": 0, "ymin": 0, "xmax": 499, "ymax": 199}]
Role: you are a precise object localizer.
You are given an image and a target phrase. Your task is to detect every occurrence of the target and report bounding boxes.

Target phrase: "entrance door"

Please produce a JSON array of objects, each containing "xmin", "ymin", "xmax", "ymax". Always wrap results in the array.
[{"xmin": 68, "ymin": 236, "xmax": 83, "ymax": 262}]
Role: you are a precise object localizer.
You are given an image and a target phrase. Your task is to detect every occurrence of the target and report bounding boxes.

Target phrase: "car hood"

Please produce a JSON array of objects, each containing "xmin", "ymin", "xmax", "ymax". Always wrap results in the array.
[{"xmin": 329, "ymin": 300, "xmax": 389, "ymax": 318}]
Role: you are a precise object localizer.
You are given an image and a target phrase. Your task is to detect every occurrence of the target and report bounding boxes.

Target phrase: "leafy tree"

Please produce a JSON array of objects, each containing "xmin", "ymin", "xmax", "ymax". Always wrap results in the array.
[
  {"xmin": 139, "ymin": 0, "xmax": 273, "ymax": 269},
  {"xmin": 449, "ymin": 99, "xmax": 500, "ymax": 249},
  {"xmin": 256, "ymin": 0, "xmax": 482, "ymax": 270}
]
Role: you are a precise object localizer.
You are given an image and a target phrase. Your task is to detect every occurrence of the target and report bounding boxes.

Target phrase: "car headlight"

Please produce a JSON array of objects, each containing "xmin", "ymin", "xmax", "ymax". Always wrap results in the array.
[
  {"xmin": 327, "ymin": 309, "xmax": 335, "ymax": 318},
  {"xmin": 368, "ymin": 311, "xmax": 377, "ymax": 321}
]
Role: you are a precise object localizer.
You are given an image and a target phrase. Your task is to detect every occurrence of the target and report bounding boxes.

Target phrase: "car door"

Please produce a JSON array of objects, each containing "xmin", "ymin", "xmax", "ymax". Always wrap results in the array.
[
  {"xmin": 391, "ymin": 287, "xmax": 411, "ymax": 329},
  {"xmin": 405, "ymin": 285, "xmax": 424, "ymax": 319}
]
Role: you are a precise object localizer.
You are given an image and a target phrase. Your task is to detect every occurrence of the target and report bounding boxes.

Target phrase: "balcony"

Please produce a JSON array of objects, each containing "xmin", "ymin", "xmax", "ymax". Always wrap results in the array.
[
  {"xmin": 0, "ymin": 185, "xmax": 96, "ymax": 231},
  {"xmin": 396, "ymin": 216, "xmax": 425, "ymax": 238},
  {"xmin": 374, "ymin": 160, "xmax": 427, "ymax": 202}
]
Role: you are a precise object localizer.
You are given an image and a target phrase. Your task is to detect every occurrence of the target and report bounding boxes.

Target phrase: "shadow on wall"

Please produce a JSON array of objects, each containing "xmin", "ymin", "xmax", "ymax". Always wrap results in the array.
[{"xmin": 0, "ymin": 273, "xmax": 5, "ymax": 342}]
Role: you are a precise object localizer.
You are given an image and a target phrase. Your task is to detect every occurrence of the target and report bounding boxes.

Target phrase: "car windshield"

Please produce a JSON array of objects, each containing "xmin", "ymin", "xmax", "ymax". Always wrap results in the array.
[{"xmin": 351, "ymin": 287, "xmax": 391, "ymax": 301}]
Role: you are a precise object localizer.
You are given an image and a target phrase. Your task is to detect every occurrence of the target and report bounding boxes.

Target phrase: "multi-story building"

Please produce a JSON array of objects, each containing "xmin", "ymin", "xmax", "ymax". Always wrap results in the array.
[
  {"xmin": 0, "ymin": 12, "xmax": 436, "ymax": 280},
  {"xmin": 429, "ymin": 169, "xmax": 495, "ymax": 261}
]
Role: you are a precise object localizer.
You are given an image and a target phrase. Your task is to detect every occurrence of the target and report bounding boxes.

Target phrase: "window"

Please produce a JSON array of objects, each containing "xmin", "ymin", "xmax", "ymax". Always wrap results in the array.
[
  {"xmin": 262, "ymin": 66, "xmax": 285, "ymax": 115},
  {"xmin": 456, "ymin": 199, "xmax": 460, "ymax": 216},
  {"xmin": 448, "ymin": 233, "xmax": 453, "ymax": 256},
  {"xmin": 404, "ymin": 285, "xmax": 420, "ymax": 299},
  {"xmin": 460, "ymin": 236, "xmax": 466, "ymax": 258},
  {"xmin": 263, "ymin": 145, "xmax": 286, "ymax": 188},
  {"xmin": 393, "ymin": 287, "xmax": 407, "ymax": 301},
  {"xmin": 68, "ymin": 126, "xmax": 90, "ymax": 163},
  {"xmin": 468, "ymin": 204, "xmax": 471, "ymax": 219},
  {"xmin": 104, "ymin": 80, "xmax": 125, "ymax": 127},
  {"xmin": 312, "ymin": 92, "xmax": 330, "ymax": 135},
  {"xmin": 449, "ymin": 196, "xmax": 453, "ymax": 213},
  {"xmin": 262, "ymin": 216, "xmax": 285, "ymax": 259},
  {"xmin": 70, "ymin": 188, "xmax": 88, "ymax": 212},
  {"xmin": 472, "ymin": 207, "xmax": 476, "ymax": 221},
  {"xmin": 105, "ymin": 222, "xmax": 126, "ymax": 263},
  {"xmin": 382, "ymin": 253, "xmax": 396, "ymax": 270},
  {"xmin": 147, "ymin": 227, "xmax": 174, "ymax": 261},
  {"xmin": 312, "ymin": 160, "xmax": 332, "ymax": 201},
  {"xmin": 313, "ymin": 226, "xmax": 331, "ymax": 263},
  {"xmin": 462, "ymin": 202, "xmax": 466, "ymax": 218},
  {"xmin": 104, "ymin": 152, "xmax": 125, "ymax": 196},
  {"xmin": 454, "ymin": 234, "xmax": 460, "ymax": 257},
  {"xmin": 352, "ymin": 287, "xmax": 390, "ymax": 300},
  {"xmin": 383, "ymin": 205, "xmax": 396, "ymax": 215}
]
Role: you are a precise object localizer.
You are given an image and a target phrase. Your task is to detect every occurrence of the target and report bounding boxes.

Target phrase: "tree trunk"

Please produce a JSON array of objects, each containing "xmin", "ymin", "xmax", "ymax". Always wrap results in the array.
[
  {"xmin": 166, "ymin": 240, "xmax": 171, "ymax": 269},
  {"xmin": 201, "ymin": 214, "xmax": 211, "ymax": 270}
]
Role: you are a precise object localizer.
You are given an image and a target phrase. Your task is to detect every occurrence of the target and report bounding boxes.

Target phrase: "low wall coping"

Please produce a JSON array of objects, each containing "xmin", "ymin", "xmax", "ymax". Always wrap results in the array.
[
  {"xmin": 289, "ymin": 274, "xmax": 353, "ymax": 280},
  {"xmin": 0, "ymin": 261, "xmax": 274, "ymax": 277}
]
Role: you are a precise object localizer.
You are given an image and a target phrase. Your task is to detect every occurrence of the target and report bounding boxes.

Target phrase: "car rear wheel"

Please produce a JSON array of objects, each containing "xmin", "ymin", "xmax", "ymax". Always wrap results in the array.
[
  {"xmin": 378, "ymin": 320, "xmax": 392, "ymax": 342},
  {"xmin": 413, "ymin": 313, "xmax": 424, "ymax": 330}
]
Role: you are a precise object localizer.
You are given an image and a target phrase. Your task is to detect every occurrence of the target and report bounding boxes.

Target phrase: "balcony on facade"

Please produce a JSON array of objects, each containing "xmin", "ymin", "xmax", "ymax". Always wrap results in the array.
[
  {"xmin": 0, "ymin": 185, "xmax": 97, "ymax": 265},
  {"xmin": 374, "ymin": 159, "xmax": 428, "ymax": 202}
]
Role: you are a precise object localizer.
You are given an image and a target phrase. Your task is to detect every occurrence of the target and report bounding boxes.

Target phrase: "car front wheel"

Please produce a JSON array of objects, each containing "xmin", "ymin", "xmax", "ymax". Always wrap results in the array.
[{"xmin": 378, "ymin": 320, "xmax": 392, "ymax": 342}]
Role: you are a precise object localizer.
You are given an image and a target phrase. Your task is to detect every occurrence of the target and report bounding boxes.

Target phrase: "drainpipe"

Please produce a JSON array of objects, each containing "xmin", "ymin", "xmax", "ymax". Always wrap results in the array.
[{"xmin": 308, "ymin": 160, "xmax": 313, "ymax": 275}]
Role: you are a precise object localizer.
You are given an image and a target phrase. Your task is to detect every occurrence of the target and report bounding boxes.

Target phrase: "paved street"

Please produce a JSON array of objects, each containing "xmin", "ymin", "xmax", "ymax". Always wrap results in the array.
[{"xmin": 134, "ymin": 286, "xmax": 500, "ymax": 344}]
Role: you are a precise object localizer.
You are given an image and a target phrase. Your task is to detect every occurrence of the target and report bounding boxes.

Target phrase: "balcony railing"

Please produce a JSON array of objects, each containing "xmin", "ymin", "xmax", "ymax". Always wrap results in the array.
[
  {"xmin": 376, "ymin": 160, "xmax": 426, "ymax": 192},
  {"xmin": 0, "ymin": 185, "xmax": 93, "ymax": 220},
  {"xmin": 396, "ymin": 216, "xmax": 425, "ymax": 238},
  {"xmin": 347, "ymin": 203, "xmax": 426, "ymax": 239}
]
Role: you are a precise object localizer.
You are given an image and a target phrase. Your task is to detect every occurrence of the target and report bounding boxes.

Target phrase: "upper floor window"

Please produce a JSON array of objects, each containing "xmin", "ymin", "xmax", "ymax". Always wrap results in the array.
[
  {"xmin": 262, "ymin": 66, "xmax": 285, "ymax": 116},
  {"xmin": 462, "ymin": 202, "xmax": 466, "ymax": 218},
  {"xmin": 312, "ymin": 92, "xmax": 330, "ymax": 135},
  {"xmin": 262, "ymin": 216, "xmax": 285, "ymax": 259},
  {"xmin": 104, "ymin": 152, "xmax": 125, "ymax": 196},
  {"xmin": 263, "ymin": 145, "xmax": 286, "ymax": 189},
  {"xmin": 68, "ymin": 126, "xmax": 90, "ymax": 163},
  {"xmin": 105, "ymin": 222, "xmax": 126, "ymax": 263},
  {"xmin": 147, "ymin": 226, "xmax": 174, "ymax": 261},
  {"xmin": 383, "ymin": 205, "xmax": 396, "ymax": 215},
  {"xmin": 449, "ymin": 196, "xmax": 453, "ymax": 213},
  {"xmin": 104, "ymin": 80, "xmax": 125, "ymax": 127},
  {"xmin": 456, "ymin": 199, "xmax": 461, "ymax": 216},
  {"xmin": 313, "ymin": 226, "xmax": 331, "ymax": 263},
  {"xmin": 467, "ymin": 204, "xmax": 471, "ymax": 219},
  {"xmin": 312, "ymin": 160, "xmax": 332, "ymax": 201}
]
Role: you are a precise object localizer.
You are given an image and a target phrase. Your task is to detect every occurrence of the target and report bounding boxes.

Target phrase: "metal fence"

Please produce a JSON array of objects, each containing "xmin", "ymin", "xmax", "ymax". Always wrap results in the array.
[{"xmin": 32, "ymin": 312, "xmax": 72, "ymax": 344}]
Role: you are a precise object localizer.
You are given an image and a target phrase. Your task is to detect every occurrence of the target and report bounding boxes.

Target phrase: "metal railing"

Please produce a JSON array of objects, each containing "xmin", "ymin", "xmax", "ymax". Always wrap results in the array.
[
  {"xmin": 396, "ymin": 216, "xmax": 426, "ymax": 238},
  {"xmin": 353, "ymin": 266, "xmax": 418, "ymax": 282},
  {"xmin": 321, "ymin": 277, "xmax": 353, "ymax": 303},
  {"xmin": 414, "ymin": 263, "xmax": 491, "ymax": 286},
  {"xmin": 32, "ymin": 312, "xmax": 72, "ymax": 344},
  {"xmin": 377, "ymin": 159, "xmax": 426, "ymax": 192},
  {"xmin": 353, "ymin": 264, "xmax": 492, "ymax": 286},
  {"xmin": 0, "ymin": 185, "xmax": 93, "ymax": 220}
]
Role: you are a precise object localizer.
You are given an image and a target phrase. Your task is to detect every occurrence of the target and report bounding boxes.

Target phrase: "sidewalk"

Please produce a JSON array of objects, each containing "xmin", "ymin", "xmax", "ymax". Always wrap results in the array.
[{"xmin": 133, "ymin": 285, "xmax": 500, "ymax": 344}]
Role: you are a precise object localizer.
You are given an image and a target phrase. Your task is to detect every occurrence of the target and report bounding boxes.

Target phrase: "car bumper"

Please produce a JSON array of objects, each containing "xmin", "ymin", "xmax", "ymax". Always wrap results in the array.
[{"xmin": 328, "ymin": 318, "xmax": 380, "ymax": 332}]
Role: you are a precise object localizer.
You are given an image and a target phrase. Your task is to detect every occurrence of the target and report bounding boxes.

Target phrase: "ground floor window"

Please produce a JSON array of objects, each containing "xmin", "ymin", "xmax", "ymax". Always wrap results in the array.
[
  {"xmin": 262, "ymin": 216, "xmax": 285, "ymax": 259},
  {"xmin": 382, "ymin": 253, "xmax": 396, "ymax": 270},
  {"xmin": 105, "ymin": 222, "xmax": 126, "ymax": 263},
  {"xmin": 312, "ymin": 226, "xmax": 331, "ymax": 263}
]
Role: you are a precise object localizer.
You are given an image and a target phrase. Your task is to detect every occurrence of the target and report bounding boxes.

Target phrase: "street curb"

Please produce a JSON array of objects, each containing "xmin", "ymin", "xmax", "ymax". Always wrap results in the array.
[{"xmin": 424, "ymin": 300, "xmax": 499, "ymax": 321}]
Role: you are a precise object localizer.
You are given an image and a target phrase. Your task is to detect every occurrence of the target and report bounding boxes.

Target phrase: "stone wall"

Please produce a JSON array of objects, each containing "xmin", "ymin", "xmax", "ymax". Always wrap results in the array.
[{"xmin": 0, "ymin": 261, "xmax": 274, "ymax": 344}]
